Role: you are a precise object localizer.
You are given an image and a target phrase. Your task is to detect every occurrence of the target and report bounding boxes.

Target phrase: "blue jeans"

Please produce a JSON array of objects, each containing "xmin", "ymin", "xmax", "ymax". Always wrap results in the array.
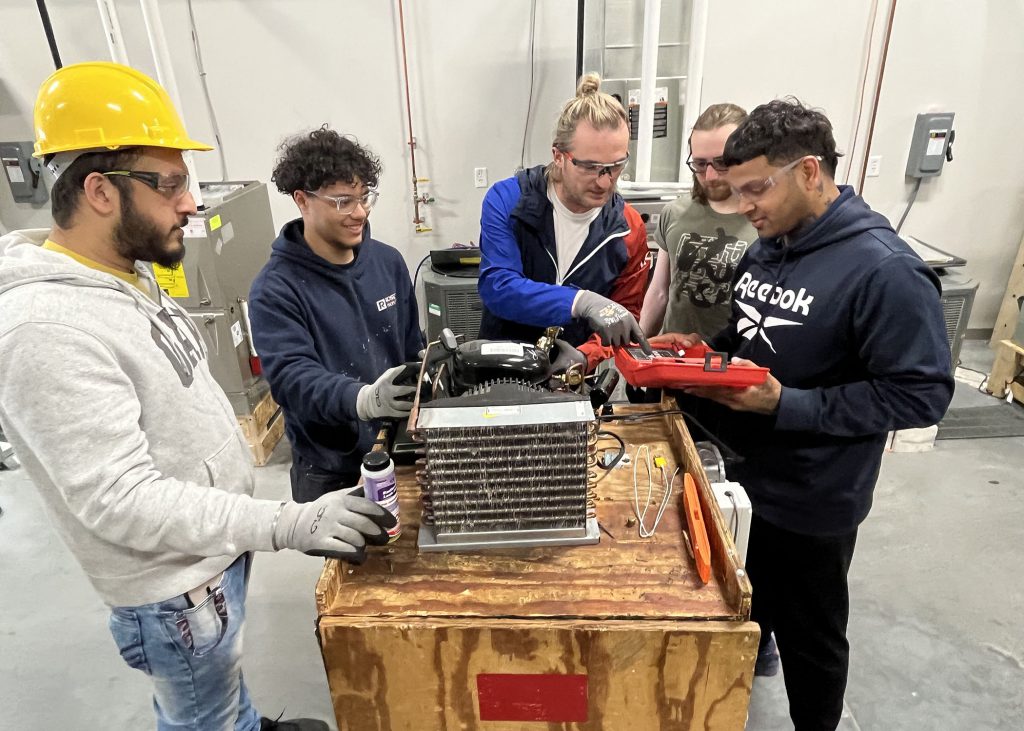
[{"xmin": 107, "ymin": 553, "xmax": 262, "ymax": 731}]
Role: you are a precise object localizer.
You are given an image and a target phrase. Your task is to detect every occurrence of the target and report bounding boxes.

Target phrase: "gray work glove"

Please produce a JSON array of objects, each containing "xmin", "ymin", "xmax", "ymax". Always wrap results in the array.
[
  {"xmin": 549, "ymin": 339, "xmax": 588, "ymax": 375},
  {"xmin": 574, "ymin": 290, "xmax": 652, "ymax": 353},
  {"xmin": 272, "ymin": 487, "xmax": 396, "ymax": 564},
  {"xmin": 356, "ymin": 365, "xmax": 417, "ymax": 420}
]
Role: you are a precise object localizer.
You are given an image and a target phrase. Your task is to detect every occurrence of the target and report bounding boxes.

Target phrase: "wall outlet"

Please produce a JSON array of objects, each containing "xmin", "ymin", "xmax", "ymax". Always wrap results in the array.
[
  {"xmin": 474, "ymin": 167, "xmax": 488, "ymax": 188},
  {"xmin": 866, "ymin": 155, "xmax": 882, "ymax": 177}
]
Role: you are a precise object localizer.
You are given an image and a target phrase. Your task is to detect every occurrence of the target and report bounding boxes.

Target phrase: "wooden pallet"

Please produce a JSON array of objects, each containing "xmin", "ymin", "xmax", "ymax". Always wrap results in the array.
[
  {"xmin": 987, "ymin": 226, "xmax": 1024, "ymax": 393},
  {"xmin": 237, "ymin": 391, "xmax": 284, "ymax": 466},
  {"xmin": 988, "ymin": 339, "xmax": 1024, "ymax": 402},
  {"xmin": 989, "ymin": 227, "xmax": 1024, "ymax": 347}
]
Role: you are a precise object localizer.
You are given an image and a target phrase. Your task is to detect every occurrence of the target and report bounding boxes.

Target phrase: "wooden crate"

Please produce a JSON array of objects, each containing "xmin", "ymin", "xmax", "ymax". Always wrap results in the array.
[
  {"xmin": 315, "ymin": 406, "xmax": 757, "ymax": 730},
  {"xmin": 236, "ymin": 391, "xmax": 284, "ymax": 466}
]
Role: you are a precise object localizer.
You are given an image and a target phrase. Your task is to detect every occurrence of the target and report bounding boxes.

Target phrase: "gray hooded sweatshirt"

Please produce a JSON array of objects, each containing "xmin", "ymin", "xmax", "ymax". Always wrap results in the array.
[{"xmin": 0, "ymin": 230, "xmax": 280, "ymax": 607}]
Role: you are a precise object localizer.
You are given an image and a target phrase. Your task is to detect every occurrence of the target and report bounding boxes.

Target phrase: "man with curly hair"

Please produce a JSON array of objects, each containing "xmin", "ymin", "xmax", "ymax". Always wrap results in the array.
[
  {"xmin": 249, "ymin": 126, "xmax": 423, "ymax": 502},
  {"xmin": 655, "ymin": 99, "xmax": 953, "ymax": 730}
]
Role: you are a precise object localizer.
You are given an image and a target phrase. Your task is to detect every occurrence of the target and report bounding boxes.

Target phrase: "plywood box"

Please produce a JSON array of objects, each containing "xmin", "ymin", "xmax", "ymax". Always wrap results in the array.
[{"xmin": 316, "ymin": 406, "xmax": 757, "ymax": 730}]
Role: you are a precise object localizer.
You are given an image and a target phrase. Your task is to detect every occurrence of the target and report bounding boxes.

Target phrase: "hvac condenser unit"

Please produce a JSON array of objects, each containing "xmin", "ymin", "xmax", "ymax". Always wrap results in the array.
[
  {"xmin": 158, "ymin": 181, "xmax": 275, "ymax": 414},
  {"xmin": 938, "ymin": 272, "xmax": 977, "ymax": 370},
  {"xmin": 422, "ymin": 268, "xmax": 483, "ymax": 343}
]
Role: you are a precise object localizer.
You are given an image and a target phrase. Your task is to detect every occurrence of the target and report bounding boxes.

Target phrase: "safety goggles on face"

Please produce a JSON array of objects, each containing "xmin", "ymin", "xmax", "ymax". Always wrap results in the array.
[
  {"xmin": 305, "ymin": 189, "xmax": 379, "ymax": 215},
  {"xmin": 563, "ymin": 151, "xmax": 630, "ymax": 178},
  {"xmin": 103, "ymin": 170, "xmax": 191, "ymax": 199},
  {"xmin": 728, "ymin": 155, "xmax": 822, "ymax": 201},
  {"xmin": 685, "ymin": 156, "xmax": 729, "ymax": 174}
]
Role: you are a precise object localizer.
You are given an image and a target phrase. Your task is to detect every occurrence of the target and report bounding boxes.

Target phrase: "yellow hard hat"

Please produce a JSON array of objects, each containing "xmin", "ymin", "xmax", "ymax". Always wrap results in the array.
[{"xmin": 33, "ymin": 61, "xmax": 213, "ymax": 158}]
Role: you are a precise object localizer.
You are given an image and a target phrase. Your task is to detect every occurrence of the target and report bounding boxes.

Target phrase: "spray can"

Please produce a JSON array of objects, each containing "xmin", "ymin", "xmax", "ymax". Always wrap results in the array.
[{"xmin": 361, "ymin": 450, "xmax": 401, "ymax": 542}]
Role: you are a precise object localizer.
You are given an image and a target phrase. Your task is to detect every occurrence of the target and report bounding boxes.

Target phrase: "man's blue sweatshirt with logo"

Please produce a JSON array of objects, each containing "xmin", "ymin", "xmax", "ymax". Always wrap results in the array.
[
  {"xmin": 248, "ymin": 219, "xmax": 423, "ymax": 477},
  {"xmin": 689, "ymin": 186, "xmax": 954, "ymax": 535}
]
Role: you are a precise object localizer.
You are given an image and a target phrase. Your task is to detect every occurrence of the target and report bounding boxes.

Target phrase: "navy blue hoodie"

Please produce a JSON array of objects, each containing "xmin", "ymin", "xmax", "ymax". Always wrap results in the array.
[
  {"xmin": 248, "ymin": 219, "xmax": 423, "ymax": 476},
  {"xmin": 687, "ymin": 186, "xmax": 953, "ymax": 535}
]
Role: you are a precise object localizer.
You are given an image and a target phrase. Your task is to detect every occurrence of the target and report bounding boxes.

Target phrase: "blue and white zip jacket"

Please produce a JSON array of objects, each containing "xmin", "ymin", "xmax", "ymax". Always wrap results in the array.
[{"xmin": 477, "ymin": 165, "xmax": 649, "ymax": 368}]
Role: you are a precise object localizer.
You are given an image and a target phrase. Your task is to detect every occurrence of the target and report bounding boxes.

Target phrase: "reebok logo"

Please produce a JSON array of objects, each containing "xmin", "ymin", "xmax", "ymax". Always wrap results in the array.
[
  {"xmin": 376, "ymin": 293, "xmax": 397, "ymax": 311},
  {"xmin": 734, "ymin": 272, "xmax": 815, "ymax": 316},
  {"xmin": 735, "ymin": 300, "xmax": 802, "ymax": 354}
]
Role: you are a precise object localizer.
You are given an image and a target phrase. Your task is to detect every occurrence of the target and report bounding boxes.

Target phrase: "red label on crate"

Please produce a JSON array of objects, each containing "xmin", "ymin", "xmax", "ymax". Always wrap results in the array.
[{"xmin": 476, "ymin": 673, "xmax": 588, "ymax": 722}]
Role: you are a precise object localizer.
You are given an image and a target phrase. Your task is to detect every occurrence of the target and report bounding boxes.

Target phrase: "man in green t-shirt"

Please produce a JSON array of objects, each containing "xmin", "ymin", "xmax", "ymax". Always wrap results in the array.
[
  {"xmin": 640, "ymin": 103, "xmax": 757, "ymax": 340},
  {"xmin": 638, "ymin": 102, "xmax": 777, "ymax": 676}
]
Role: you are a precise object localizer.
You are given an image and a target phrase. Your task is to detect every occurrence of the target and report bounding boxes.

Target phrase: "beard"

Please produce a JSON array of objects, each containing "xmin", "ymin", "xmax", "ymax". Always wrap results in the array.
[
  {"xmin": 113, "ymin": 191, "xmax": 187, "ymax": 268},
  {"xmin": 702, "ymin": 179, "xmax": 733, "ymax": 203}
]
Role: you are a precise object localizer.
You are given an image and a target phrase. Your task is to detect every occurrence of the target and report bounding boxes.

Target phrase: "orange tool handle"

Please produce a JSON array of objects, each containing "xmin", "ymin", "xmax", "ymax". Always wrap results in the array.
[{"xmin": 683, "ymin": 473, "xmax": 712, "ymax": 584}]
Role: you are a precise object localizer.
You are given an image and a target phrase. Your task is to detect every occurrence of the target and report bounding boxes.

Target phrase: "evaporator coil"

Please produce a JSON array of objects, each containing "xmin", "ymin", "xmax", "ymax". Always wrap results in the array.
[{"xmin": 414, "ymin": 380, "xmax": 599, "ymax": 551}]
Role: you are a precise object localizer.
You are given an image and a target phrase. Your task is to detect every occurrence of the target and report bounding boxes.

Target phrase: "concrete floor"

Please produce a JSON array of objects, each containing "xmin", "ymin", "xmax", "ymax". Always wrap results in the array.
[{"xmin": 1, "ymin": 339, "xmax": 1022, "ymax": 730}]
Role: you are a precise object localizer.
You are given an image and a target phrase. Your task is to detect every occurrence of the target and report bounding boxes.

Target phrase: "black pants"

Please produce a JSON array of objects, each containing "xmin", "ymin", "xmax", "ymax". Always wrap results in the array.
[
  {"xmin": 746, "ymin": 513, "xmax": 858, "ymax": 731},
  {"xmin": 289, "ymin": 454, "xmax": 360, "ymax": 503}
]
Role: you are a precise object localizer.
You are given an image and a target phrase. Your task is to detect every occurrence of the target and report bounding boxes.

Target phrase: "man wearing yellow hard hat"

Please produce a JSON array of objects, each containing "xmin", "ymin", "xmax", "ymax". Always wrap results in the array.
[{"xmin": 0, "ymin": 62, "xmax": 396, "ymax": 731}]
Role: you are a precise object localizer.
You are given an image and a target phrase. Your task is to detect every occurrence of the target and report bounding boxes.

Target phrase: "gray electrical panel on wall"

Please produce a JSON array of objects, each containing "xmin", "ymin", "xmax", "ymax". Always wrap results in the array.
[
  {"xmin": 905, "ymin": 113, "xmax": 955, "ymax": 178},
  {"xmin": 0, "ymin": 141, "xmax": 47, "ymax": 204}
]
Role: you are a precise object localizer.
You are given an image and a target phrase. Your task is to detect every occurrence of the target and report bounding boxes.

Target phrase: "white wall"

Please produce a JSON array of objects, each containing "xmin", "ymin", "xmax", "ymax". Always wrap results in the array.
[
  {"xmin": 700, "ymin": 0, "xmax": 877, "ymax": 185},
  {"xmin": 2, "ymin": 0, "xmax": 1023, "ymax": 329},
  {"xmin": 0, "ymin": 0, "xmax": 577, "ymax": 265},
  {"xmin": 859, "ymin": 0, "xmax": 1024, "ymax": 330},
  {"xmin": 701, "ymin": 0, "xmax": 1024, "ymax": 330}
]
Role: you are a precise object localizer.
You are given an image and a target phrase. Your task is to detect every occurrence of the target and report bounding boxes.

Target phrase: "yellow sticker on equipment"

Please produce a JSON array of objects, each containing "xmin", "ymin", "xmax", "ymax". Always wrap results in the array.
[
  {"xmin": 458, "ymin": 256, "xmax": 481, "ymax": 265},
  {"xmin": 209, "ymin": 214, "xmax": 222, "ymax": 231},
  {"xmin": 152, "ymin": 263, "xmax": 190, "ymax": 298}
]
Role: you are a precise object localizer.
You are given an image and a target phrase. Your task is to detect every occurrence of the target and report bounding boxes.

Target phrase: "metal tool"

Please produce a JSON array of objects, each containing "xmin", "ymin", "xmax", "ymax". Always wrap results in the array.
[{"xmin": 682, "ymin": 473, "xmax": 712, "ymax": 584}]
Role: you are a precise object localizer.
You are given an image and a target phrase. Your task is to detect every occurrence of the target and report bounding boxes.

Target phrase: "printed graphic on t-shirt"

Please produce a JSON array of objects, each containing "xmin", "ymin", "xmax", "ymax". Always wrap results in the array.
[{"xmin": 673, "ymin": 228, "xmax": 750, "ymax": 309}]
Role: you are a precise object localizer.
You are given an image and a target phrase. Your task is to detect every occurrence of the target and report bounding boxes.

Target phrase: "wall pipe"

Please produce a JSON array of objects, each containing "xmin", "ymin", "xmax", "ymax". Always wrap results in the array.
[
  {"xmin": 35, "ymin": 0, "xmax": 62, "ymax": 69},
  {"xmin": 635, "ymin": 0, "xmax": 662, "ymax": 183},
  {"xmin": 575, "ymin": 0, "xmax": 585, "ymax": 81},
  {"xmin": 397, "ymin": 0, "xmax": 432, "ymax": 233},
  {"xmin": 96, "ymin": 0, "xmax": 130, "ymax": 65},
  {"xmin": 856, "ymin": 0, "xmax": 898, "ymax": 192},
  {"xmin": 139, "ymin": 0, "xmax": 204, "ymax": 208}
]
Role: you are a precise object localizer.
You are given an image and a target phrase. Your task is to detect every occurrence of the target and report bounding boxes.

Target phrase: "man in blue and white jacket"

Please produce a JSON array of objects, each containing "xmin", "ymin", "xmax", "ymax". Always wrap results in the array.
[
  {"xmin": 656, "ymin": 100, "xmax": 954, "ymax": 731},
  {"xmin": 249, "ymin": 127, "xmax": 423, "ymax": 503},
  {"xmin": 478, "ymin": 74, "xmax": 652, "ymax": 372}
]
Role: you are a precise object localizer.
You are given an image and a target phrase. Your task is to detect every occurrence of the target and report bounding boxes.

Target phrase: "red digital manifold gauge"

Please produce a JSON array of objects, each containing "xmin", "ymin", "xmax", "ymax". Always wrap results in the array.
[{"xmin": 614, "ymin": 343, "xmax": 769, "ymax": 389}]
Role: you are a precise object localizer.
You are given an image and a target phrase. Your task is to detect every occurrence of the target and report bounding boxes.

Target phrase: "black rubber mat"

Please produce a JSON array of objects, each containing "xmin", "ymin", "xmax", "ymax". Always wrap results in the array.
[{"xmin": 936, "ymin": 405, "xmax": 1024, "ymax": 440}]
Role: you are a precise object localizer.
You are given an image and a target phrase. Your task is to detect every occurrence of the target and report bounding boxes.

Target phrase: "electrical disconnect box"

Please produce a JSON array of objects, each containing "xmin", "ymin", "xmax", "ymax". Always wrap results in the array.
[
  {"xmin": 0, "ymin": 141, "xmax": 47, "ymax": 204},
  {"xmin": 905, "ymin": 112, "xmax": 955, "ymax": 178}
]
